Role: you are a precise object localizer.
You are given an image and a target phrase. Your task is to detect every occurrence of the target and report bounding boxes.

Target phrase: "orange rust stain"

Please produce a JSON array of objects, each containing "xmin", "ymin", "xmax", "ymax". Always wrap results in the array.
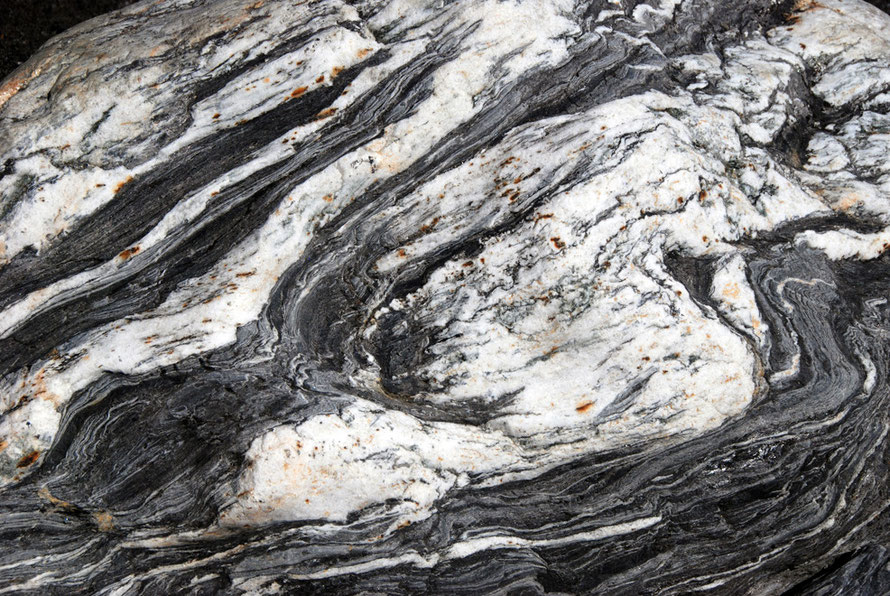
[
  {"xmin": 37, "ymin": 486, "xmax": 76, "ymax": 510},
  {"xmin": 16, "ymin": 451, "xmax": 40, "ymax": 468},
  {"xmin": 29, "ymin": 369, "xmax": 60, "ymax": 406},
  {"xmin": 397, "ymin": 249, "xmax": 407, "ymax": 257},
  {"xmin": 93, "ymin": 511, "xmax": 115, "ymax": 532},
  {"xmin": 315, "ymin": 74, "xmax": 325, "ymax": 83},
  {"xmin": 420, "ymin": 216, "xmax": 441, "ymax": 233},
  {"xmin": 576, "ymin": 402, "xmax": 594, "ymax": 414},
  {"xmin": 113, "ymin": 176, "xmax": 133, "ymax": 193},
  {"xmin": 0, "ymin": 74, "xmax": 29, "ymax": 109},
  {"xmin": 793, "ymin": 0, "xmax": 827, "ymax": 11},
  {"xmin": 290, "ymin": 86, "xmax": 308, "ymax": 98},
  {"xmin": 235, "ymin": 271, "xmax": 255, "ymax": 278},
  {"xmin": 357, "ymin": 48, "xmax": 374, "ymax": 59},
  {"xmin": 331, "ymin": 66, "xmax": 344, "ymax": 78},
  {"xmin": 550, "ymin": 237, "xmax": 566, "ymax": 250},
  {"xmin": 212, "ymin": 113, "xmax": 221, "ymax": 119},
  {"xmin": 0, "ymin": 59, "xmax": 48, "ymax": 111},
  {"xmin": 0, "ymin": 439, "xmax": 7, "ymax": 453},
  {"xmin": 722, "ymin": 283, "xmax": 741, "ymax": 300},
  {"xmin": 315, "ymin": 107, "xmax": 337, "ymax": 120},
  {"xmin": 118, "ymin": 245, "xmax": 140, "ymax": 260},
  {"xmin": 838, "ymin": 194, "xmax": 860, "ymax": 211}
]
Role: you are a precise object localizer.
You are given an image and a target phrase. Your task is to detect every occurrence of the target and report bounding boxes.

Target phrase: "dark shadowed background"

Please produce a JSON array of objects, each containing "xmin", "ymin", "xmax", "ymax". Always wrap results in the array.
[
  {"xmin": 0, "ymin": 0, "xmax": 140, "ymax": 79},
  {"xmin": 1, "ymin": 1, "xmax": 890, "ymax": 86}
]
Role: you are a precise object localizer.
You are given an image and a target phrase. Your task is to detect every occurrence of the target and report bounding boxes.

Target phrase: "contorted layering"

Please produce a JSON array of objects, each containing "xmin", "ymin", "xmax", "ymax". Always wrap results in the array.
[{"xmin": 1, "ymin": 0, "xmax": 890, "ymax": 593}]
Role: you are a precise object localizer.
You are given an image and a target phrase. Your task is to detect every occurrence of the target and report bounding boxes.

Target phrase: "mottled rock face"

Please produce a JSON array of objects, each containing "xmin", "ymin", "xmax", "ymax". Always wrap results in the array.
[{"xmin": 1, "ymin": 0, "xmax": 890, "ymax": 592}]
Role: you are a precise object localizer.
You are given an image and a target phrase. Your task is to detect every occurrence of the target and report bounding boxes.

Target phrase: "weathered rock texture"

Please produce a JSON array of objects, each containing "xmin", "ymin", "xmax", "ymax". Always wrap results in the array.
[{"xmin": 2, "ymin": 0, "xmax": 890, "ymax": 593}]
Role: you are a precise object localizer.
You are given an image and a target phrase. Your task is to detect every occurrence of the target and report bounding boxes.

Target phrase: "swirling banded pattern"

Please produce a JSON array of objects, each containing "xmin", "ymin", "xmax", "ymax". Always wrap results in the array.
[{"xmin": 1, "ymin": 0, "xmax": 890, "ymax": 593}]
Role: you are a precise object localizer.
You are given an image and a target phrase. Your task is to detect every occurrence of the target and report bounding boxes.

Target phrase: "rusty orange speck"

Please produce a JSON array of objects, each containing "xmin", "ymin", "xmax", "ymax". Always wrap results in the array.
[
  {"xmin": 119, "ymin": 246, "xmax": 140, "ymax": 260},
  {"xmin": 113, "ymin": 176, "xmax": 133, "ymax": 193},
  {"xmin": 16, "ymin": 451, "xmax": 40, "ymax": 468}
]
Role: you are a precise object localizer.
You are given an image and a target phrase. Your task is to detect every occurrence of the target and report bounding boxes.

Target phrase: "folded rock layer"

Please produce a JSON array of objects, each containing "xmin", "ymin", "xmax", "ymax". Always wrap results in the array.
[{"xmin": 1, "ymin": 0, "xmax": 890, "ymax": 593}]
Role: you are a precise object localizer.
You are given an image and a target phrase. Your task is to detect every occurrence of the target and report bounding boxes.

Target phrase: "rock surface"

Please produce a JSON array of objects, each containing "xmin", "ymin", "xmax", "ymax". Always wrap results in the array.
[{"xmin": 2, "ymin": 0, "xmax": 890, "ymax": 593}]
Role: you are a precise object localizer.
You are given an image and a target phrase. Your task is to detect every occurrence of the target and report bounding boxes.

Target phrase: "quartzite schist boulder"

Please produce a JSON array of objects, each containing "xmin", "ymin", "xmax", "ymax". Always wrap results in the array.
[{"xmin": 1, "ymin": 0, "xmax": 890, "ymax": 593}]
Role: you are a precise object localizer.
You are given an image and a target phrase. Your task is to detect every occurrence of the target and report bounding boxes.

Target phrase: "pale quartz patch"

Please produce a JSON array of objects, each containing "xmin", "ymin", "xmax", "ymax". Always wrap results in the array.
[
  {"xmin": 704, "ymin": 39, "xmax": 804, "ymax": 145},
  {"xmin": 370, "ymin": 91, "xmax": 829, "ymax": 455},
  {"xmin": 0, "ymin": 399, "xmax": 59, "ymax": 476},
  {"xmin": 769, "ymin": 0, "xmax": 890, "ymax": 67},
  {"xmin": 804, "ymin": 133, "xmax": 851, "ymax": 174},
  {"xmin": 816, "ymin": 62, "xmax": 890, "ymax": 108},
  {"xmin": 797, "ymin": 228, "xmax": 890, "ymax": 261},
  {"xmin": 631, "ymin": 0, "xmax": 682, "ymax": 32},
  {"xmin": 220, "ymin": 400, "xmax": 522, "ymax": 526},
  {"xmin": 768, "ymin": 0, "xmax": 890, "ymax": 107},
  {"xmin": 711, "ymin": 253, "xmax": 770, "ymax": 349},
  {"xmin": 803, "ymin": 126, "xmax": 890, "ymax": 246}
]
